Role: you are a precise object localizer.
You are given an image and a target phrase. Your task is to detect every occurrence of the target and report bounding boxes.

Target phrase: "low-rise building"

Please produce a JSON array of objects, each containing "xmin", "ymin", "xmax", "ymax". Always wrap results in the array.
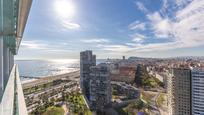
[
  {"xmin": 111, "ymin": 81, "xmax": 139, "ymax": 99},
  {"xmin": 110, "ymin": 66, "xmax": 136, "ymax": 83}
]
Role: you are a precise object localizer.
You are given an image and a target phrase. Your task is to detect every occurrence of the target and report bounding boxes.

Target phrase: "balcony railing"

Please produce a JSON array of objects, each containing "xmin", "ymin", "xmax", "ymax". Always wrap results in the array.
[{"xmin": 0, "ymin": 64, "xmax": 28, "ymax": 115}]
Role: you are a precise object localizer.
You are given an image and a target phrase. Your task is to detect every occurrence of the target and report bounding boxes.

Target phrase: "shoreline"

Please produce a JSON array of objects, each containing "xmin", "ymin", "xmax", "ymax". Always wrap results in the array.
[{"xmin": 22, "ymin": 70, "xmax": 80, "ymax": 89}]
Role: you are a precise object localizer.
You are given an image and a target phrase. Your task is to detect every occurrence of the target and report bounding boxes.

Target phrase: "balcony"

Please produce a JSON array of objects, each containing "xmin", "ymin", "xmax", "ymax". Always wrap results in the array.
[{"xmin": 0, "ymin": 65, "xmax": 27, "ymax": 115}]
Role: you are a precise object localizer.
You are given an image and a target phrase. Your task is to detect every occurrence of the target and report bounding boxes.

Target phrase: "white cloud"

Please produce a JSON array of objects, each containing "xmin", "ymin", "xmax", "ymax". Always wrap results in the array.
[
  {"xmin": 81, "ymin": 39, "xmax": 110, "ymax": 43},
  {"xmin": 98, "ymin": 41, "xmax": 183, "ymax": 53},
  {"xmin": 132, "ymin": 38, "xmax": 143, "ymax": 42},
  {"xmin": 20, "ymin": 40, "xmax": 73, "ymax": 53},
  {"xmin": 135, "ymin": 1, "xmax": 148, "ymax": 13},
  {"xmin": 132, "ymin": 42, "xmax": 182, "ymax": 52},
  {"xmin": 21, "ymin": 41, "xmax": 48, "ymax": 49},
  {"xmin": 46, "ymin": 49, "xmax": 70, "ymax": 52},
  {"xmin": 125, "ymin": 43, "xmax": 136, "ymax": 46},
  {"xmin": 147, "ymin": 12, "xmax": 173, "ymax": 38},
  {"xmin": 166, "ymin": 0, "xmax": 204, "ymax": 47},
  {"xmin": 125, "ymin": 42, "xmax": 143, "ymax": 47},
  {"xmin": 175, "ymin": 0, "xmax": 193, "ymax": 8},
  {"xmin": 162, "ymin": 0, "xmax": 168, "ymax": 10},
  {"xmin": 176, "ymin": 0, "xmax": 204, "ymax": 19},
  {"xmin": 128, "ymin": 21, "xmax": 146, "ymax": 30},
  {"xmin": 19, "ymin": 0, "xmax": 204, "ymax": 58},
  {"xmin": 62, "ymin": 21, "xmax": 81, "ymax": 30},
  {"xmin": 105, "ymin": 0, "xmax": 204, "ymax": 54},
  {"xmin": 131, "ymin": 33, "xmax": 147, "ymax": 43},
  {"xmin": 100, "ymin": 44, "xmax": 132, "ymax": 52},
  {"xmin": 122, "ymin": 0, "xmax": 204, "ymax": 54}
]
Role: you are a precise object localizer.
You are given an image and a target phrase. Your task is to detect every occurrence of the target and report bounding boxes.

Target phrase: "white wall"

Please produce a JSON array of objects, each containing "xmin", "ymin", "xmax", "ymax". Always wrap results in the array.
[{"xmin": 0, "ymin": 37, "xmax": 3, "ymax": 99}]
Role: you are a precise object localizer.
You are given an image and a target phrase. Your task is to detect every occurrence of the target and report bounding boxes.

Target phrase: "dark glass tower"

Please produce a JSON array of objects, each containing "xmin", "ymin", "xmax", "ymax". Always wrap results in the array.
[{"xmin": 80, "ymin": 50, "xmax": 96, "ymax": 99}]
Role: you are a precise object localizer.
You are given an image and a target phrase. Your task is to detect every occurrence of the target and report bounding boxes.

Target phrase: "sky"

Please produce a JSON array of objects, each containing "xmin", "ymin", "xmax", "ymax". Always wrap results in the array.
[{"xmin": 16, "ymin": 0, "xmax": 204, "ymax": 60}]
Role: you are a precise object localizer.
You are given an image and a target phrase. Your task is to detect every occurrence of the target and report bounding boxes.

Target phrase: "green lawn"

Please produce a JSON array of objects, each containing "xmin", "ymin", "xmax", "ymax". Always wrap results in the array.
[
  {"xmin": 42, "ymin": 106, "xmax": 64, "ymax": 115},
  {"xmin": 157, "ymin": 93, "xmax": 165, "ymax": 107},
  {"xmin": 65, "ymin": 93, "xmax": 92, "ymax": 114},
  {"xmin": 141, "ymin": 91, "xmax": 155, "ymax": 103},
  {"xmin": 122, "ymin": 99, "xmax": 149, "ymax": 115}
]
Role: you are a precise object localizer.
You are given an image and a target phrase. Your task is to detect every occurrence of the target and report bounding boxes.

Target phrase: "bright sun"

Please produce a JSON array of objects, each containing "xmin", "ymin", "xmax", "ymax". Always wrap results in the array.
[{"xmin": 54, "ymin": 0, "xmax": 75, "ymax": 18}]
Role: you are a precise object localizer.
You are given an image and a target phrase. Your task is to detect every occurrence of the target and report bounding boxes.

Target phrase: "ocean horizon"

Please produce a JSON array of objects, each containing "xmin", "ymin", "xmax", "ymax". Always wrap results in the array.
[{"xmin": 15, "ymin": 59, "xmax": 106, "ymax": 81}]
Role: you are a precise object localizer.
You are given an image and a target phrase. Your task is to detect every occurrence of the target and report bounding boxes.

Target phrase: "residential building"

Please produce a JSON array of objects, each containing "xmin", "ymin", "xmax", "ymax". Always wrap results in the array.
[
  {"xmin": 0, "ymin": 0, "xmax": 32, "ymax": 114},
  {"xmin": 110, "ymin": 66, "xmax": 135, "ymax": 83},
  {"xmin": 192, "ymin": 68, "xmax": 204, "ymax": 115},
  {"xmin": 111, "ymin": 81, "xmax": 139, "ymax": 99},
  {"xmin": 80, "ymin": 50, "xmax": 96, "ymax": 99},
  {"xmin": 167, "ymin": 68, "xmax": 191, "ymax": 115},
  {"xmin": 89, "ymin": 63, "xmax": 112, "ymax": 111},
  {"xmin": 167, "ymin": 71, "xmax": 174, "ymax": 115}
]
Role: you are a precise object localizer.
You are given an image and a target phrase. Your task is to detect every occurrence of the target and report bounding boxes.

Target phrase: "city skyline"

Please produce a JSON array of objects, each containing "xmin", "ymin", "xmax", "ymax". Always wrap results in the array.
[
  {"xmin": 16, "ymin": 0, "xmax": 204, "ymax": 60},
  {"xmin": 2, "ymin": 0, "xmax": 204, "ymax": 114}
]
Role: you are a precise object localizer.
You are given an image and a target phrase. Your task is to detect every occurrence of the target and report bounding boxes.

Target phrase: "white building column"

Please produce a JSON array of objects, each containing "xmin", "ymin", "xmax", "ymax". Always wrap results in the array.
[
  {"xmin": 0, "ymin": 37, "xmax": 3, "ymax": 98},
  {"xmin": 0, "ymin": 0, "xmax": 3, "ymax": 99}
]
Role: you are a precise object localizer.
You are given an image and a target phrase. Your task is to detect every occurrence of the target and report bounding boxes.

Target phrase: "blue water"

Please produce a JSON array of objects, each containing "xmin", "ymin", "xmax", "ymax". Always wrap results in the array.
[
  {"xmin": 15, "ymin": 59, "xmax": 106, "ymax": 80},
  {"xmin": 15, "ymin": 59, "xmax": 80, "ymax": 79}
]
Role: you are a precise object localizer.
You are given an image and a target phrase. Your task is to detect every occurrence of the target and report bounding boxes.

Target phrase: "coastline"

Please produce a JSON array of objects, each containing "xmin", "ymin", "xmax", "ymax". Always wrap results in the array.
[
  {"xmin": 22, "ymin": 70, "xmax": 80, "ymax": 89},
  {"xmin": 21, "ymin": 79, "xmax": 38, "ymax": 84}
]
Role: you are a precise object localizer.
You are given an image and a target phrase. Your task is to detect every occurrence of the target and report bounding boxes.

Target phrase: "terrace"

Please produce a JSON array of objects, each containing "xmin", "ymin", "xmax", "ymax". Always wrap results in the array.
[{"xmin": 0, "ymin": 0, "xmax": 32, "ymax": 114}]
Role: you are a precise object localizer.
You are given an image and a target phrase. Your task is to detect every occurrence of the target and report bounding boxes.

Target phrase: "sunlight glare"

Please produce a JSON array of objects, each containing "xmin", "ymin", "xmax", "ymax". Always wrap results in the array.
[{"xmin": 54, "ymin": 0, "xmax": 75, "ymax": 18}]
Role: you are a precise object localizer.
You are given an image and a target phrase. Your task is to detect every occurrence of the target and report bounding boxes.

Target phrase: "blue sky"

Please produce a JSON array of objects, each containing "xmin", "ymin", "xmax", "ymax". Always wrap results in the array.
[{"xmin": 16, "ymin": 0, "xmax": 204, "ymax": 60}]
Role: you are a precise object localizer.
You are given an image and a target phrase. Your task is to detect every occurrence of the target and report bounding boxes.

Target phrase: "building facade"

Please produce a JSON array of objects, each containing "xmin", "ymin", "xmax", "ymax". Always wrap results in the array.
[
  {"xmin": 192, "ymin": 69, "xmax": 204, "ymax": 115},
  {"xmin": 80, "ymin": 50, "xmax": 96, "ymax": 99},
  {"xmin": 0, "ymin": 0, "xmax": 32, "ymax": 114},
  {"xmin": 167, "ymin": 71, "xmax": 174, "ymax": 115},
  {"xmin": 89, "ymin": 63, "xmax": 112, "ymax": 111},
  {"xmin": 167, "ymin": 68, "xmax": 191, "ymax": 115}
]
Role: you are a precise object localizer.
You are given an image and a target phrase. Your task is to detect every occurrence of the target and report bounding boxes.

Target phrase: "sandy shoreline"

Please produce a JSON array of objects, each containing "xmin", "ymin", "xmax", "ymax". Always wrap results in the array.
[{"xmin": 22, "ymin": 70, "xmax": 80, "ymax": 89}]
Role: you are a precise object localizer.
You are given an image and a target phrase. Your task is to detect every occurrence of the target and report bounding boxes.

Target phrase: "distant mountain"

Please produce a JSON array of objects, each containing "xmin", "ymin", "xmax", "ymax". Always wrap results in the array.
[
  {"xmin": 128, "ymin": 56, "xmax": 204, "ymax": 60},
  {"xmin": 128, "ymin": 56, "xmax": 157, "ymax": 60},
  {"xmin": 128, "ymin": 57, "xmax": 146, "ymax": 60},
  {"xmin": 176, "ymin": 56, "xmax": 204, "ymax": 59}
]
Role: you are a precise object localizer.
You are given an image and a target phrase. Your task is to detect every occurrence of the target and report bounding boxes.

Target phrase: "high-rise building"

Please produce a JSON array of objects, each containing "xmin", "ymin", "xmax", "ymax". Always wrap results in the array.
[
  {"xmin": 167, "ymin": 71, "xmax": 174, "ymax": 115},
  {"xmin": 0, "ymin": 0, "xmax": 32, "ymax": 114},
  {"xmin": 122, "ymin": 56, "xmax": 125, "ymax": 60},
  {"xmin": 167, "ymin": 68, "xmax": 191, "ymax": 115},
  {"xmin": 80, "ymin": 50, "xmax": 96, "ymax": 99},
  {"xmin": 192, "ymin": 69, "xmax": 204, "ymax": 115},
  {"xmin": 89, "ymin": 63, "xmax": 112, "ymax": 111}
]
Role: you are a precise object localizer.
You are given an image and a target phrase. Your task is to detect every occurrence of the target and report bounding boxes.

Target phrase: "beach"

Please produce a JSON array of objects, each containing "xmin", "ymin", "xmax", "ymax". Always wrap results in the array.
[{"xmin": 22, "ymin": 70, "xmax": 80, "ymax": 89}]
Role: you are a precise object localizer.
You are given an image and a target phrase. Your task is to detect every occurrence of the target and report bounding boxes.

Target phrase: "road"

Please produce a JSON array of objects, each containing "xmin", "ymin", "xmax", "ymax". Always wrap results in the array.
[
  {"xmin": 156, "ymin": 93, "xmax": 169, "ymax": 115},
  {"xmin": 62, "ymin": 104, "xmax": 68, "ymax": 115},
  {"xmin": 143, "ymin": 90, "xmax": 161, "ymax": 115},
  {"xmin": 155, "ymin": 91, "xmax": 161, "ymax": 115}
]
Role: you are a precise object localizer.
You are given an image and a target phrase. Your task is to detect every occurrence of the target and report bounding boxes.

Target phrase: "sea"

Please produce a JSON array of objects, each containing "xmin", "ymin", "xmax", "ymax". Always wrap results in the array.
[{"xmin": 15, "ymin": 59, "xmax": 106, "ymax": 83}]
